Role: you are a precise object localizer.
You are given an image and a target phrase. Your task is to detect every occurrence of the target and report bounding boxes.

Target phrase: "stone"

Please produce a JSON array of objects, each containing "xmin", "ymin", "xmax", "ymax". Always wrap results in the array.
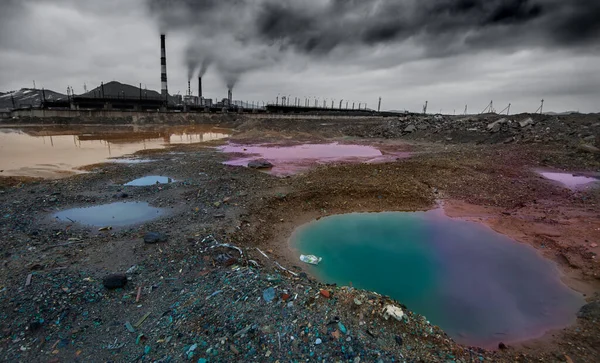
[
  {"xmin": 403, "ymin": 125, "xmax": 416, "ymax": 133},
  {"xmin": 143, "ymin": 232, "xmax": 168, "ymax": 244},
  {"xmin": 577, "ymin": 144, "xmax": 600, "ymax": 154},
  {"xmin": 247, "ymin": 159, "xmax": 273, "ymax": 169},
  {"xmin": 487, "ymin": 118, "xmax": 507, "ymax": 133},
  {"xmin": 263, "ymin": 287, "xmax": 275, "ymax": 302},
  {"xmin": 319, "ymin": 289, "xmax": 331, "ymax": 298},
  {"xmin": 29, "ymin": 321, "xmax": 43, "ymax": 333},
  {"xmin": 519, "ymin": 118, "xmax": 534, "ymax": 128},
  {"xmin": 577, "ymin": 301, "xmax": 600, "ymax": 320},
  {"xmin": 315, "ymin": 338, "xmax": 322, "ymax": 345},
  {"xmin": 102, "ymin": 274, "xmax": 128, "ymax": 289}
]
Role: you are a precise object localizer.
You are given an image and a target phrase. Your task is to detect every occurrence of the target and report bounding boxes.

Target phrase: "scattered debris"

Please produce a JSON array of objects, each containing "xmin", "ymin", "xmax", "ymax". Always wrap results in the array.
[
  {"xmin": 383, "ymin": 304, "xmax": 405, "ymax": 321},
  {"xmin": 263, "ymin": 287, "xmax": 275, "ymax": 302},
  {"xmin": 300, "ymin": 254, "xmax": 322, "ymax": 265}
]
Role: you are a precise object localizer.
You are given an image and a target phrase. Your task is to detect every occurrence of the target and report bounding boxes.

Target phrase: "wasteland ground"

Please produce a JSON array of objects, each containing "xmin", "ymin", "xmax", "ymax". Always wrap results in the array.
[{"xmin": 0, "ymin": 113, "xmax": 599, "ymax": 362}]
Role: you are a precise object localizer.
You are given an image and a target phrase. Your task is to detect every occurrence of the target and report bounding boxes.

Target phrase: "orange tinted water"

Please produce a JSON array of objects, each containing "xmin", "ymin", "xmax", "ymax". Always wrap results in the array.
[{"xmin": 0, "ymin": 125, "xmax": 230, "ymax": 178}]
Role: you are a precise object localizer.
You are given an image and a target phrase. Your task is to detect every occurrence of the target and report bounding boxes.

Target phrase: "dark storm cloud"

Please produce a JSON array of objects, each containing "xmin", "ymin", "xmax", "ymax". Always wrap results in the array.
[
  {"xmin": 146, "ymin": 0, "xmax": 600, "ymax": 85},
  {"xmin": 1, "ymin": 0, "xmax": 598, "ymax": 113}
]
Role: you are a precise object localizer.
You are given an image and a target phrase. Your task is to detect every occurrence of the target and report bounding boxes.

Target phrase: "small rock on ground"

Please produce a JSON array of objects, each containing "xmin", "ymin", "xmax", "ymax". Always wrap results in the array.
[
  {"xmin": 577, "ymin": 301, "xmax": 600, "ymax": 320},
  {"xmin": 144, "ymin": 232, "xmax": 168, "ymax": 244},
  {"xmin": 248, "ymin": 159, "xmax": 274, "ymax": 169},
  {"xmin": 102, "ymin": 274, "xmax": 128, "ymax": 289}
]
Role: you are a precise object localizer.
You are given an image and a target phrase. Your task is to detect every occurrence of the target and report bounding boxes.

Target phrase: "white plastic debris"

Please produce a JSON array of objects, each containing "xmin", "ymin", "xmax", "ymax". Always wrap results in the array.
[
  {"xmin": 382, "ymin": 304, "xmax": 404, "ymax": 321},
  {"xmin": 300, "ymin": 254, "xmax": 322, "ymax": 265}
]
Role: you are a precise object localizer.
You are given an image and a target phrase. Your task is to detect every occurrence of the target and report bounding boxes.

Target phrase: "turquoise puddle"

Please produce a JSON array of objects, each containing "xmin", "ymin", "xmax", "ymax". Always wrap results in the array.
[{"xmin": 292, "ymin": 210, "xmax": 584, "ymax": 348}]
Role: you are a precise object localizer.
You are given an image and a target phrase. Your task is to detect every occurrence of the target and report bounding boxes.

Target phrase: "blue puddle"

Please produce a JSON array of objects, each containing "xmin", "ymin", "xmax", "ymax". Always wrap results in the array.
[
  {"xmin": 293, "ymin": 209, "xmax": 584, "ymax": 348},
  {"xmin": 125, "ymin": 176, "xmax": 176, "ymax": 186},
  {"xmin": 53, "ymin": 202, "xmax": 165, "ymax": 227}
]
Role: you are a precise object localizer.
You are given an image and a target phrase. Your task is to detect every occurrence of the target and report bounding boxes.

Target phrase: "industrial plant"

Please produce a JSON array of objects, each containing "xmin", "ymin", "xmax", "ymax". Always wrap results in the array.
[{"xmin": 1, "ymin": 34, "xmax": 377, "ymax": 117}]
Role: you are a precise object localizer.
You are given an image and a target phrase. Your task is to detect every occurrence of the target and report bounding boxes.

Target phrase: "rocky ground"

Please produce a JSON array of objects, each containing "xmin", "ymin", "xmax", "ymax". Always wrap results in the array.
[{"xmin": 0, "ymin": 113, "xmax": 599, "ymax": 362}]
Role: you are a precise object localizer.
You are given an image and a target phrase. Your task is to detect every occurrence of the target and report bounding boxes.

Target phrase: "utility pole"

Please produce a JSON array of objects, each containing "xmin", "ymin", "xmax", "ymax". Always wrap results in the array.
[
  {"xmin": 42, "ymin": 88, "xmax": 46, "ymax": 107},
  {"xmin": 499, "ymin": 103, "xmax": 511, "ymax": 115},
  {"xmin": 480, "ymin": 100, "xmax": 494, "ymax": 114},
  {"xmin": 464, "ymin": 105, "xmax": 468, "ymax": 115},
  {"xmin": 534, "ymin": 99, "xmax": 544, "ymax": 114},
  {"xmin": 378, "ymin": 97, "xmax": 382, "ymax": 112}
]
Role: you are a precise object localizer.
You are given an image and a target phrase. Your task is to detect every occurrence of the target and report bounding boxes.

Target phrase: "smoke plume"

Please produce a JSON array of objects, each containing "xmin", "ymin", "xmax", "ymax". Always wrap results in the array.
[{"xmin": 146, "ymin": 0, "xmax": 600, "ymax": 86}]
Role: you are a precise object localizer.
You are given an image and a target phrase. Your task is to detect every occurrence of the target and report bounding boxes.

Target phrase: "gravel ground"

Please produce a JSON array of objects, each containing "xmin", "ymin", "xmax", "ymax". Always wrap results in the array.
[{"xmin": 0, "ymin": 115, "xmax": 599, "ymax": 362}]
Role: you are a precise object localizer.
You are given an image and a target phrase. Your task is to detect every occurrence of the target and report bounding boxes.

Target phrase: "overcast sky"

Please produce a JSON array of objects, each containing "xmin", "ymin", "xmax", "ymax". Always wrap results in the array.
[{"xmin": 0, "ymin": 0, "xmax": 599, "ymax": 113}]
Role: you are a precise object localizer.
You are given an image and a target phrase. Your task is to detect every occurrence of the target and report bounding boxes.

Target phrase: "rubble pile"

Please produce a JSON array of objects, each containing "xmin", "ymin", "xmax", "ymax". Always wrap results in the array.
[{"xmin": 344, "ymin": 113, "xmax": 600, "ymax": 149}]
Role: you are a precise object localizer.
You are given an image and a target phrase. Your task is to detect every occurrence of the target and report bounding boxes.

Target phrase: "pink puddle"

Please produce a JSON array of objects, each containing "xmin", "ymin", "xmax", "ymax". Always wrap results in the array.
[
  {"xmin": 219, "ymin": 143, "xmax": 410, "ymax": 176},
  {"xmin": 540, "ymin": 172, "xmax": 599, "ymax": 189}
]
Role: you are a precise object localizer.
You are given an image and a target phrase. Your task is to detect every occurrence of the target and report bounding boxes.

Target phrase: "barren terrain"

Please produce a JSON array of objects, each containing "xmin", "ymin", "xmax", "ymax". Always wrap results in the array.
[{"xmin": 0, "ymin": 113, "xmax": 599, "ymax": 362}]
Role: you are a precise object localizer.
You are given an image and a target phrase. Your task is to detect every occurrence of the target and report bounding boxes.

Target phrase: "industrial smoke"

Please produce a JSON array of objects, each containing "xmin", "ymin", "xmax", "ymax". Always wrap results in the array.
[{"xmin": 147, "ymin": 0, "xmax": 600, "ymax": 86}]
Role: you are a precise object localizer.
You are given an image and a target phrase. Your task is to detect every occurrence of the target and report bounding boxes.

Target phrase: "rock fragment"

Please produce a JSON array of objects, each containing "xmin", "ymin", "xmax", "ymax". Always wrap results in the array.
[
  {"xmin": 144, "ymin": 232, "xmax": 168, "ymax": 244},
  {"xmin": 102, "ymin": 274, "xmax": 128, "ymax": 289}
]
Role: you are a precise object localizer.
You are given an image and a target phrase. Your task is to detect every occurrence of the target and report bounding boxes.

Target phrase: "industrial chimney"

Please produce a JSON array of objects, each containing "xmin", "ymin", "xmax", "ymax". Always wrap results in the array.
[
  {"xmin": 160, "ymin": 34, "xmax": 168, "ymax": 104},
  {"xmin": 228, "ymin": 89, "xmax": 232, "ymax": 106},
  {"xmin": 198, "ymin": 77, "xmax": 203, "ymax": 101}
]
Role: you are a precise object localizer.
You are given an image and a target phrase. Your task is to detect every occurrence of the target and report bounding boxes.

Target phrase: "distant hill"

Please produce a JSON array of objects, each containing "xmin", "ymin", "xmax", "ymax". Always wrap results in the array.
[
  {"xmin": 544, "ymin": 111, "xmax": 581, "ymax": 116},
  {"xmin": 0, "ymin": 81, "xmax": 177, "ymax": 110},
  {"xmin": 0, "ymin": 88, "xmax": 67, "ymax": 109},
  {"xmin": 82, "ymin": 81, "xmax": 176, "ymax": 103}
]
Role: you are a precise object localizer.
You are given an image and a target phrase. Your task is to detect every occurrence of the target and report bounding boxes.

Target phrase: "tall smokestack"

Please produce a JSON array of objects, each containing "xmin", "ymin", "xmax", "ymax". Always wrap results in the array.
[
  {"xmin": 198, "ymin": 77, "xmax": 202, "ymax": 100},
  {"xmin": 160, "ymin": 34, "xmax": 168, "ymax": 103},
  {"xmin": 228, "ymin": 89, "xmax": 232, "ymax": 106}
]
